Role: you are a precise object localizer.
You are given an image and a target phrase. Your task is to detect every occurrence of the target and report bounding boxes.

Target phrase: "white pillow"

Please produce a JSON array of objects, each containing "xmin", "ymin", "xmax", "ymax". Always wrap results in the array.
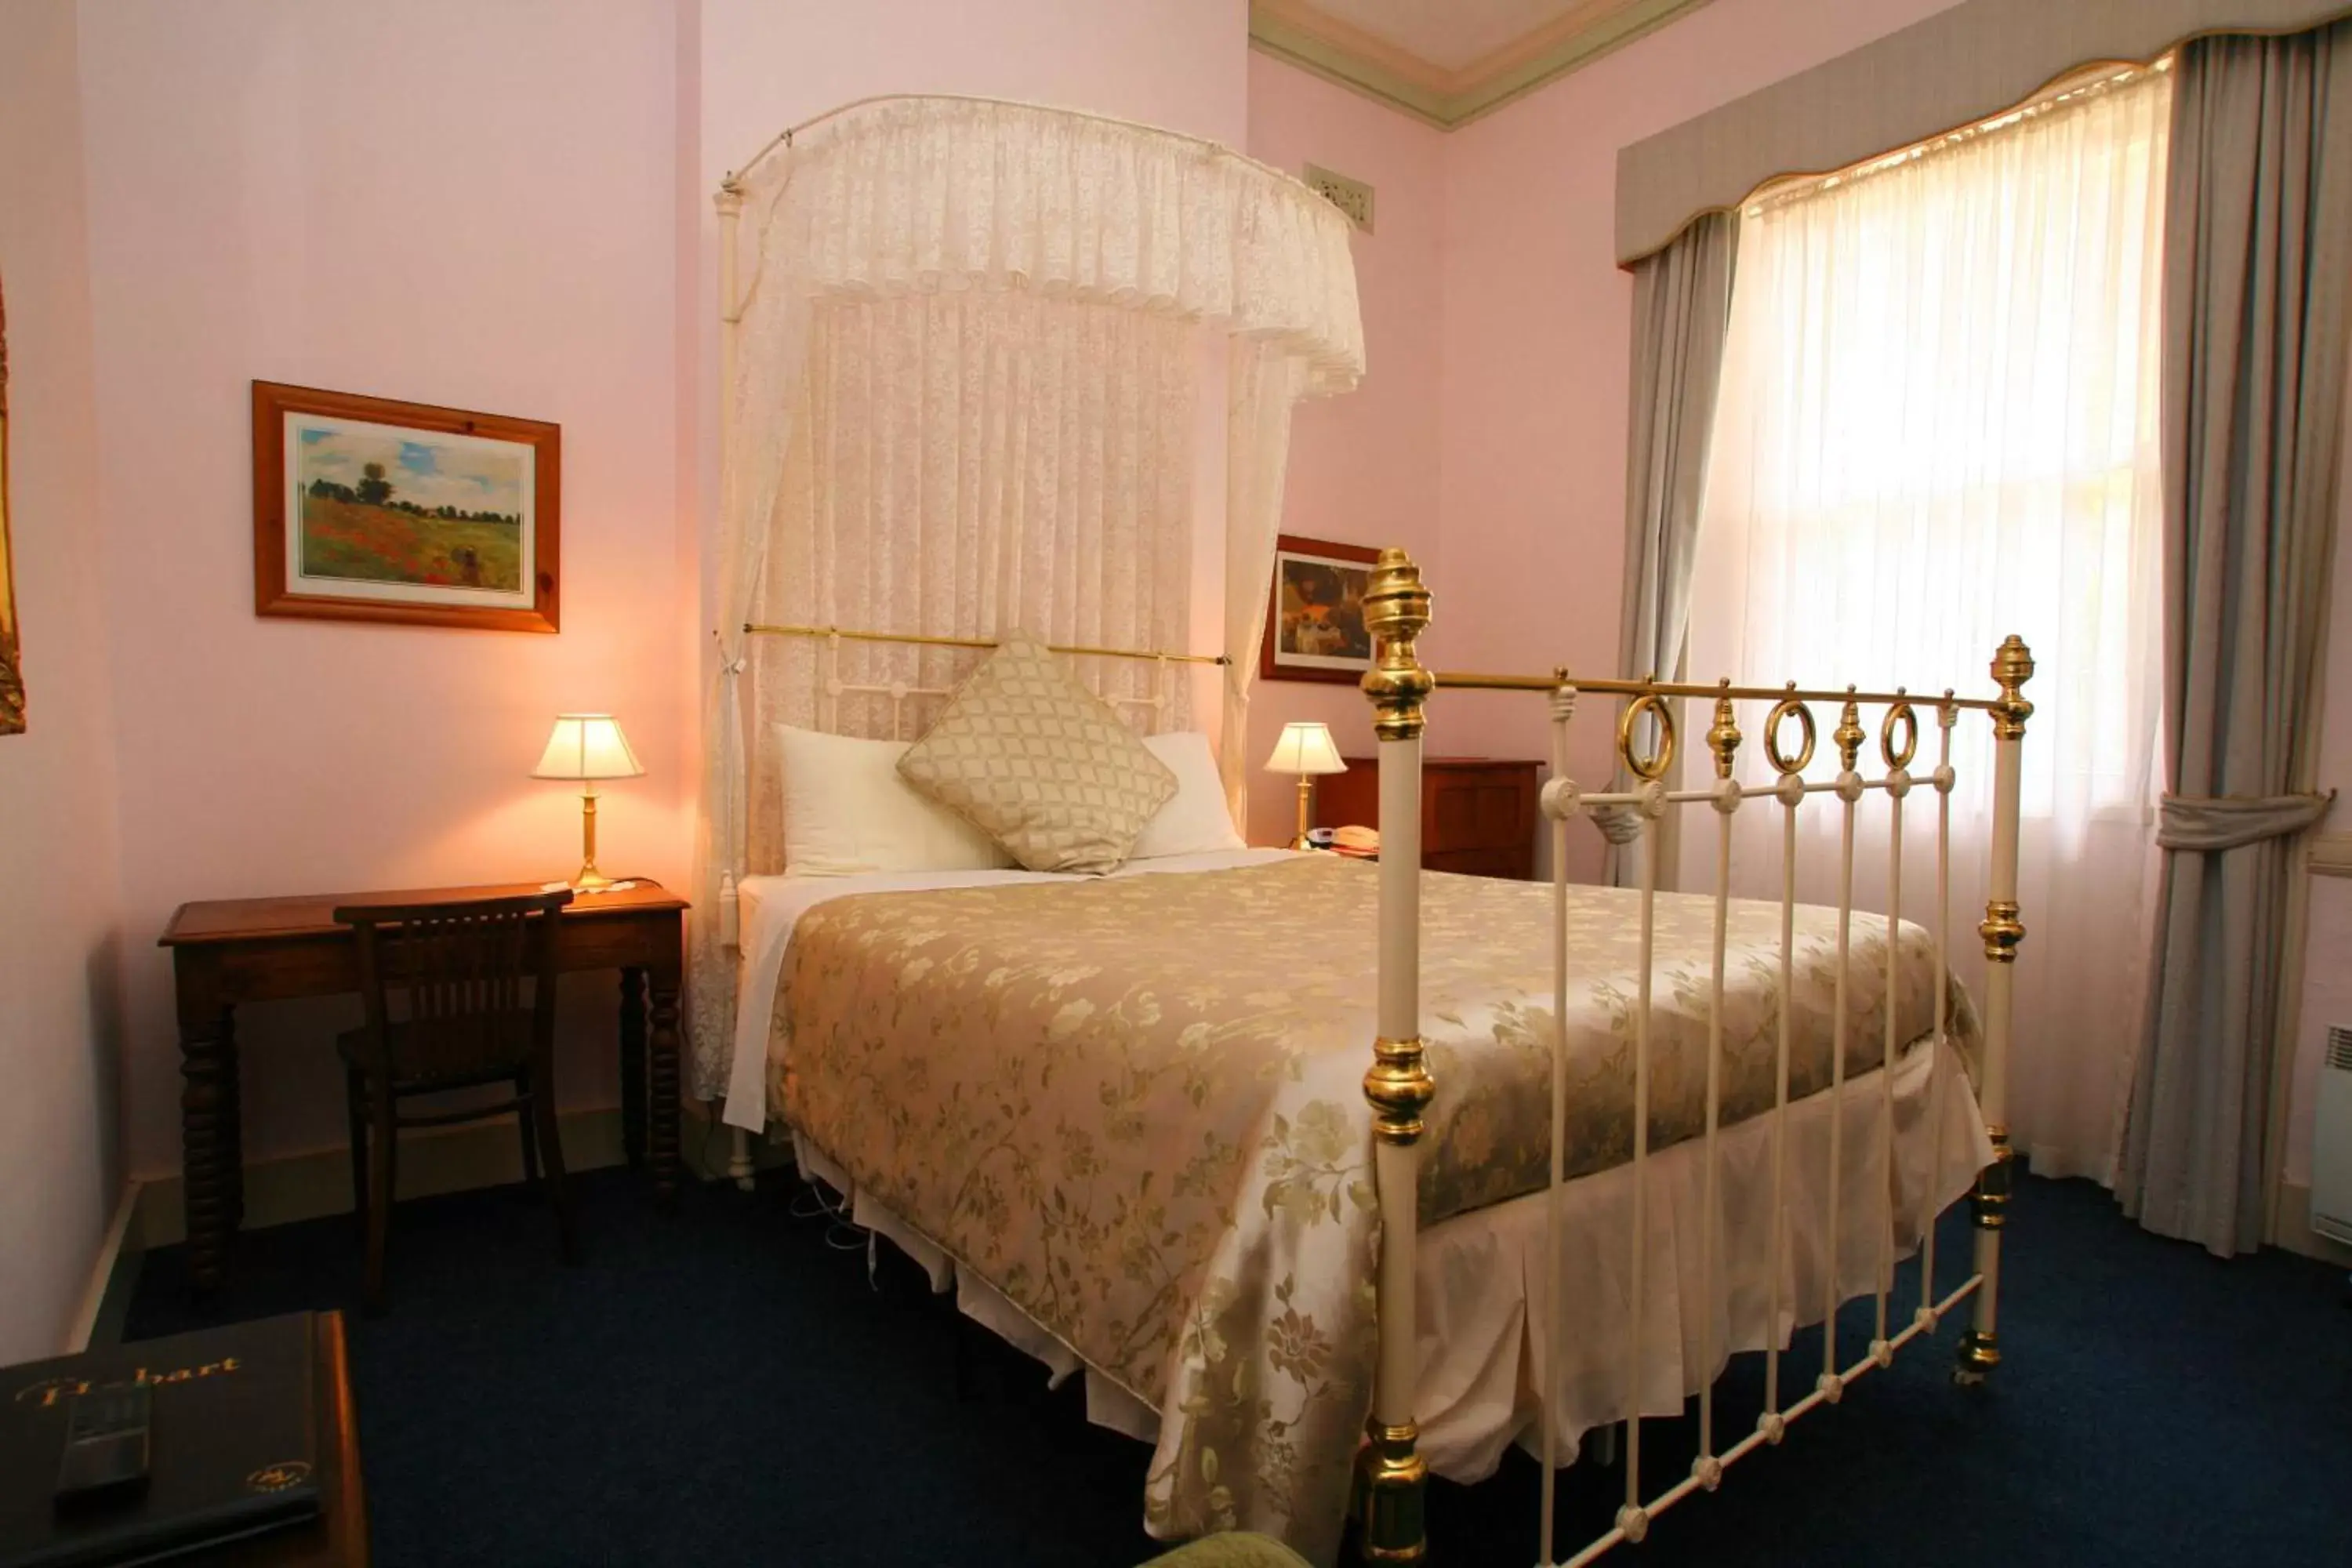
[
  {"xmin": 1128, "ymin": 731, "xmax": 1247, "ymax": 860},
  {"xmin": 775, "ymin": 724, "xmax": 1011, "ymax": 876}
]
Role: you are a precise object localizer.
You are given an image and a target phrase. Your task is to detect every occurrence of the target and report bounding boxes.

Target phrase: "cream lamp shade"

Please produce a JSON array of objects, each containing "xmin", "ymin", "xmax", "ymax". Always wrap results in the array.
[
  {"xmin": 1263, "ymin": 721, "xmax": 1346, "ymax": 851},
  {"xmin": 532, "ymin": 713, "xmax": 643, "ymax": 890},
  {"xmin": 1262, "ymin": 721, "xmax": 1347, "ymax": 776},
  {"xmin": 532, "ymin": 713, "xmax": 646, "ymax": 781}
]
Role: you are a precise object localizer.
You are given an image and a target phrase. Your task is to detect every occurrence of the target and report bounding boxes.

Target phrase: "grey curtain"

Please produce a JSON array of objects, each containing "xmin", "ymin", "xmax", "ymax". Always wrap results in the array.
[
  {"xmin": 1607, "ymin": 210, "xmax": 1737, "ymax": 888},
  {"xmin": 2118, "ymin": 20, "xmax": 2352, "ymax": 1255}
]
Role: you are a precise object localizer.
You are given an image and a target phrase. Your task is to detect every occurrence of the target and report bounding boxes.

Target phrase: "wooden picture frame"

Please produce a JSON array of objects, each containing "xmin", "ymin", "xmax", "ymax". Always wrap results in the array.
[
  {"xmin": 253, "ymin": 381, "xmax": 560, "ymax": 633},
  {"xmin": 1, "ymin": 272, "xmax": 20, "ymax": 734},
  {"xmin": 1260, "ymin": 533, "xmax": 1380, "ymax": 684}
]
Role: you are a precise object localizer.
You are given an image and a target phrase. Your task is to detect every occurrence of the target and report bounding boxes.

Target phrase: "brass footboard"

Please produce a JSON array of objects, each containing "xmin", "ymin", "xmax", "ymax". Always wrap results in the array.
[{"xmin": 1354, "ymin": 547, "xmax": 2030, "ymax": 1565}]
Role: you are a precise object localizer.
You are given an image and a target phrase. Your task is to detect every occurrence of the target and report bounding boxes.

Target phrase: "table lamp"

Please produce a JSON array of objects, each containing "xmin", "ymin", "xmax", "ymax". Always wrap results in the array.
[
  {"xmin": 532, "ymin": 713, "xmax": 644, "ymax": 891},
  {"xmin": 1264, "ymin": 720, "xmax": 1347, "ymax": 851}
]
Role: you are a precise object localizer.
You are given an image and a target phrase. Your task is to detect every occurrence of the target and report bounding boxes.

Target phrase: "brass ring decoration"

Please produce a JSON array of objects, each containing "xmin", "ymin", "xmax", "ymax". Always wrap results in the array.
[
  {"xmin": 1763, "ymin": 697, "xmax": 1816, "ymax": 775},
  {"xmin": 1880, "ymin": 701, "xmax": 1919, "ymax": 770},
  {"xmin": 1618, "ymin": 692, "xmax": 1677, "ymax": 782}
]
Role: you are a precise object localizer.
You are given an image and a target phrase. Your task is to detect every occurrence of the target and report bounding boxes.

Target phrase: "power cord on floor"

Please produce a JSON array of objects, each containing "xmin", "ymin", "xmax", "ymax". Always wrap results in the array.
[{"xmin": 789, "ymin": 1169, "xmax": 872, "ymax": 1256}]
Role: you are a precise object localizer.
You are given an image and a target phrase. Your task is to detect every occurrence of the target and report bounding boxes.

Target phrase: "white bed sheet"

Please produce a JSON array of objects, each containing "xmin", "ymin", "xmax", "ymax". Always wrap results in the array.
[
  {"xmin": 792, "ymin": 1034, "xmax": 1989, "ymax": 1482},
  {"xmin": 723, "ymin": 847, "xmax": 1297, "ymax": 1131}
]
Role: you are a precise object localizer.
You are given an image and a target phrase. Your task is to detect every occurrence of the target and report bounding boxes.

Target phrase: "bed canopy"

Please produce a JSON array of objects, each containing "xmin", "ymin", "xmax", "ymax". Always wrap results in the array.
[{"xmin": 692, "ymin": 95, "xmax": 1368, "ymax": 1099}]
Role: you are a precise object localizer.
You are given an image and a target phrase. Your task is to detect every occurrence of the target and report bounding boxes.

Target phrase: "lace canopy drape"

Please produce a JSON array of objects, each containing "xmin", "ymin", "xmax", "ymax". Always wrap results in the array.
[{"xmin": 691, "ymin": 98, "xmax": 1366, "ymax": 1098}]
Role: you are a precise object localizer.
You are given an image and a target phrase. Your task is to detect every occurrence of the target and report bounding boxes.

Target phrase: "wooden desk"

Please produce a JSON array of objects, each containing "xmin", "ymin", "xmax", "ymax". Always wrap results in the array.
[
  {"xmin": 159, "ymin": 880, "xmax": 688, "ymax": 1295},
  {"xmin": 183, "ymin": 1311, "xmax": 367, "ymax": 1567}
]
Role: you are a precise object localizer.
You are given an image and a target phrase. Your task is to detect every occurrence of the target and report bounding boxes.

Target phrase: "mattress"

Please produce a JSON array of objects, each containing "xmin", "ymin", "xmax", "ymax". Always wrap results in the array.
[
  {"xmin": 735, "ymin": 854, "xmax": 1981, "ymax": 1561},
  {"xmin": 794, "ymin": 1034, "xmax": 1988, "ymax": 1484}
]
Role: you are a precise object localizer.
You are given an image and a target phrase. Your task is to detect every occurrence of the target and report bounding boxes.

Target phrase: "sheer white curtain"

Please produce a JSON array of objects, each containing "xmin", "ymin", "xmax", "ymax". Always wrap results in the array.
[
  {"xmin": 739, "ymin": 291, "xmax": 1201, "ymax": 875},
  {"xmin": 691, "ymin": 98, "xmax": 1365, "ymax": 1100},
  {"xmin": 1685, "ymin": 66, "xmax": 2172, "ymax": 1181}
]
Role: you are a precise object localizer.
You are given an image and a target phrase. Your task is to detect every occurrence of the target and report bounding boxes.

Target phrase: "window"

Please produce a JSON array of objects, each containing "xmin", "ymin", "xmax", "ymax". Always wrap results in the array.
[{"xmin": 1684, "ymin": 63, "xmax": 2174, "ymax": 1181}]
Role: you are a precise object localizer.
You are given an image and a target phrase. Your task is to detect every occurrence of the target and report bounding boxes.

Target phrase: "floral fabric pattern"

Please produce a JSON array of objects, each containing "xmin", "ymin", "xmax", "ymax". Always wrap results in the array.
[{"xmin": 769, "ymin": 855, "xmax": 1977, "ymax": 1563}]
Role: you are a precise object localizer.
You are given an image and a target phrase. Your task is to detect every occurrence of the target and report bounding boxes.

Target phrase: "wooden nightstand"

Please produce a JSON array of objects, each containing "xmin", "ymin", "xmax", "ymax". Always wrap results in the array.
[{"xmin": 1316, "ymin": 756, "xmax": 1542, "ymax": 880}]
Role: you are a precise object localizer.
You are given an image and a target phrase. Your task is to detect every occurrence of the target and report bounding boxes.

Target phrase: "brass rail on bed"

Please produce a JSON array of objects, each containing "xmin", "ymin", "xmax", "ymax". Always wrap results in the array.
[
  {"xmin": 1433, "ymin": 668, "xmax": 2000, "ymax": 711},
  {"xmin": 743, "ymin": 621, "xmax": 1229, "ymax": 665}
]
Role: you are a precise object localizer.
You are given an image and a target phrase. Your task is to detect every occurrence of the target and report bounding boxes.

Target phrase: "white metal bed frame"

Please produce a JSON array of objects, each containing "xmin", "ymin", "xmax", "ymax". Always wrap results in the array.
[
  {"xmin": 713, "ymin": 545, "xmax": 2027, "ymax": 1562},
  {"xmin": 1352, "ymin": 547, "xmax": 2029, "ymax": 1564}
]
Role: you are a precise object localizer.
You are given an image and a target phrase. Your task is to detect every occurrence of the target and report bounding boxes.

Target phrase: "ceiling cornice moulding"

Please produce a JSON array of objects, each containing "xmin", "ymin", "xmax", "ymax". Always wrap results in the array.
[{"xmin": 1249, "ymin": 0, "xmax": 1719, "ymax": 129}]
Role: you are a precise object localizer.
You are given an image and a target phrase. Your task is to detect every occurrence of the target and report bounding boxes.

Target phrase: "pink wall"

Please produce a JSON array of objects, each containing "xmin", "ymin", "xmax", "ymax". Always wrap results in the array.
[
  {"xmin": 700, "ymin": 0, "xmax": 1244, "ymax": 168},
  {"xmin": 76, "ymin": 0, "xmax": 693, "ymax": 1178},
  {"xmin": 1243, "ymin": 55, "xmax": 1446, "ymax": 839},
  {"xmin": 0, "ymin": 0, "xmax": 126, "ymax": 1359},
  {"xmin": 31, "ymin": 0, "xmax": 2190, "ymax": 1238},
  {"xmin": 1436, "ymin": 0, "xmax": 1963, "ymax": 879},
  {"xmin": 63, "ymin": 0, "xmax": 1258, "ymax": 1183}
]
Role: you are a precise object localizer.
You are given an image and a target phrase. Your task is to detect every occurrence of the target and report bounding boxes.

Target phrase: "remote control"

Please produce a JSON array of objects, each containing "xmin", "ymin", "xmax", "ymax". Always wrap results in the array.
[{"xmin": 54, "ymin": 1383, "xmax": 151, "ymax": 1508}]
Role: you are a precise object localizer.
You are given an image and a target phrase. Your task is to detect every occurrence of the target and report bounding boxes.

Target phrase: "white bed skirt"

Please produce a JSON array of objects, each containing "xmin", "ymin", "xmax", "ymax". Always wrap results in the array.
[{"xmin": 789, "ymin": 1035, "xmax": 1990, "ymax": 1483}]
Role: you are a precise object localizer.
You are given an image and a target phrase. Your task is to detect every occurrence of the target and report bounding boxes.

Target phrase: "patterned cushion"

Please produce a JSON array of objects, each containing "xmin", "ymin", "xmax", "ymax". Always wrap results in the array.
[{"xmin": 896, "ymin": 636, "xmax": 1177, "ymax": 873}]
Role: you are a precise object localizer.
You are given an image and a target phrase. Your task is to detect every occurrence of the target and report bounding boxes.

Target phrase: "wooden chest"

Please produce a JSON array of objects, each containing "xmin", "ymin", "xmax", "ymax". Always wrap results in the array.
[{"xmin": 1315, "ymin": 755, "xmax": 1542, "ymax": 880}]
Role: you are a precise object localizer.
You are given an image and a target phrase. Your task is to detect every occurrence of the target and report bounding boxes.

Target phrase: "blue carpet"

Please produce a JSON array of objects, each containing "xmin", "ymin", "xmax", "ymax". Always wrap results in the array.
[{"xmin": 125, "ymin": 1163, "xmax": 2351, "ymax": 1566}]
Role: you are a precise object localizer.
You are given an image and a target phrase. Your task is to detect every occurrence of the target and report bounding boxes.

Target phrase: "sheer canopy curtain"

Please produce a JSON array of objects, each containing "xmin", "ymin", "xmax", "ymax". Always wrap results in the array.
[
  {"xmin": 1684, "ymin": 65, "xmax": 2172, "ymax": 1181},
  {"xmin": 691, "ymin": 97, "xmax": 1365, "ymax": 1109}
]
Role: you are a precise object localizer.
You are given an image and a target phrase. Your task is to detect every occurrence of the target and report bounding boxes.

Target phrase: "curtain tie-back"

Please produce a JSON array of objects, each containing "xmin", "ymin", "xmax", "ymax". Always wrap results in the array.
[
  {"xmin": 2154, "ymin": 790, "xmax": 2335, "ymax": 851},
  {"xmin": 1591, "ymin": 801, "xmax": 1646, "ymax": 846}
]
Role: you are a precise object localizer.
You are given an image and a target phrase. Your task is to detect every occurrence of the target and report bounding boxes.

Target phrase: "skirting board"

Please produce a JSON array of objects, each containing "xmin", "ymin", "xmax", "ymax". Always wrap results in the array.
[
  {"xmin": 2308, "ymin": 832, "xmax": 2352, "ymax": 876},
  {"xmin": 127, "ymin": 1099, "xmax": 788, "ymax": 1252},
  {"xmin": 69, "ymin": 1185, "xmax": 142, "ymax": 1353},
  {"xmin": 2275, "ymin": 1180, "xmax": 2352, "ymax": 1269}
]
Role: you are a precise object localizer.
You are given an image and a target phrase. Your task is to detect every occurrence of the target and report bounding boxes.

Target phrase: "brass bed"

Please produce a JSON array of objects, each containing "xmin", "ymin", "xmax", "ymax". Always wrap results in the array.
[{"xmin": 732, "ymin": 547, "xmax": 2027, "ymax": 1566}]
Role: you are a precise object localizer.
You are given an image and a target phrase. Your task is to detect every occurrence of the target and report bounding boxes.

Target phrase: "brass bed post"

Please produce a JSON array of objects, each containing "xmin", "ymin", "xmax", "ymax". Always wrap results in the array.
[
  {"xmin": 1956, "ymin": 635, "xmax": 2033, "ymax": 1384},
  {"xmin": 1358, "ymin": 549, "xmax": 1435, "ymax": 1563}
]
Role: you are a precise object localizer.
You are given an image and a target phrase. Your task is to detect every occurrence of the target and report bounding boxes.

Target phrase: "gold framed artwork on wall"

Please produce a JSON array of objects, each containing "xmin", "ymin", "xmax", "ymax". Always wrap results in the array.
[
  {"xmin": 252, "ymin": 381, "xmax": 561, "ymax": 633},
  {"xmin": 1, "ymin": 274, "xmax": 22, "ymax": 735},
  {"xmin": 1260, "ymin": 533, "xmax": 1378, "ymax": 684}
]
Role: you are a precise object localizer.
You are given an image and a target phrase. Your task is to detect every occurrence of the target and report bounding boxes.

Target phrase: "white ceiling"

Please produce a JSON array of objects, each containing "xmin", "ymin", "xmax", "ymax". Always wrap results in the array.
[{"xmin": 1296, "ymin": 0, "xmax": 1599, "ymax": 73}]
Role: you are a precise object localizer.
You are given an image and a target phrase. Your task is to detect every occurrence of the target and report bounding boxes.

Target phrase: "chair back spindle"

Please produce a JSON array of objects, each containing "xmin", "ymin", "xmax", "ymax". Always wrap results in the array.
[{"xmin": 339, "ymin": 891, "xmax": 570, "ymax": 1089}]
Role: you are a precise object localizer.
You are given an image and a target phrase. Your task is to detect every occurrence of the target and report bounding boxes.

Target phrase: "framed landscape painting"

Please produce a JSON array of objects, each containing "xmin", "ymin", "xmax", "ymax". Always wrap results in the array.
[
  {"xmin": 253, "ymin": 382, "xmax": 559, "ymax": 632},
  {"xmin": 1260, "ymin": 534, "xmax": 1378, "ymax": 684},
  {"xmin": 1, "ymin": 274, "xmax": 21, "ymax": 735}
]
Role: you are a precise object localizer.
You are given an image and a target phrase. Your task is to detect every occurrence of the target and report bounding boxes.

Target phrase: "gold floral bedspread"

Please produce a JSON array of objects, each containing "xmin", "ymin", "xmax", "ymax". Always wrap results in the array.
[{"xmin": 768, "ymin": 855, "xmax": 1977, "ymax": 1563}]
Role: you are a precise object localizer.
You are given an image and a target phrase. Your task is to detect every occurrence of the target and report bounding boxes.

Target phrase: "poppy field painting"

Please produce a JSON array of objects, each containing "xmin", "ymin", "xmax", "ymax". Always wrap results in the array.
[{"xmin": 253, "ymin": 383, "xmax": 560, "ymax": 632}]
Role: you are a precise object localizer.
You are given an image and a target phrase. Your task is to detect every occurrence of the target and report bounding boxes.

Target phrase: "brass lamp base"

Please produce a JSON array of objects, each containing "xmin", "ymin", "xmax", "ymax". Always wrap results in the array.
[
  {"xmin": 572, "ymin": 786, "xmax": 615, "ymax": 891},
  {"xmin": 1290, "ymin": 773, "xmax": 1318, "ymax": 851}
]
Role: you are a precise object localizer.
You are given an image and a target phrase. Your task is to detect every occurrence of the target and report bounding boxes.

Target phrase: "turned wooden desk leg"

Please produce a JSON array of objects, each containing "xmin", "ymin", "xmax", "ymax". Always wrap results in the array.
[
  {"xmin": 222, "ymin": 1021, "xmax": 245, "ymax": 1229},
  {"xmin": 180, "ymin": 1002, "xmax": 241, "ymax": 1295},
  {"xmin": 648, "ymin": 974, "xmax": 681, "ymax": 1210},
  {"xmin": 619, "ymin": 967, "xmax": 648, "ymax": 1173}
]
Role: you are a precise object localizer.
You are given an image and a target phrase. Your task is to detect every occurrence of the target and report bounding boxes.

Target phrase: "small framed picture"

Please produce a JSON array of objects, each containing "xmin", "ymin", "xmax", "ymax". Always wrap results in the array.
[
  {"xmin": 1261, "ymin": 534, "xmax": 1379, "ymax": 684},
  {"xmin": 253, "ymin": 382, "xmax": 559, "ymax": 632}
]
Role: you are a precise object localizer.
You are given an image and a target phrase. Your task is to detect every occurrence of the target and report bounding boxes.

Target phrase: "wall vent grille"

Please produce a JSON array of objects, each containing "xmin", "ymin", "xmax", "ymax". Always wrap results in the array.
[
  {"xmin": 2329, "ymin": 1025, "xmax": 2352, "ymax": 1073},
  {"xmin": 1305, "ymin": 165, "xmax": 1374, "ymax": 233}
]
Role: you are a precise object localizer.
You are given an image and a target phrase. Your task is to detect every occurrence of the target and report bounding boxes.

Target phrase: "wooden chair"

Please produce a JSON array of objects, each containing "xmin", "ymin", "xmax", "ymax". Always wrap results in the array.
[{"xmin": 335, "ymin": 890, "xmax": 579, "ymax": 1310}]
